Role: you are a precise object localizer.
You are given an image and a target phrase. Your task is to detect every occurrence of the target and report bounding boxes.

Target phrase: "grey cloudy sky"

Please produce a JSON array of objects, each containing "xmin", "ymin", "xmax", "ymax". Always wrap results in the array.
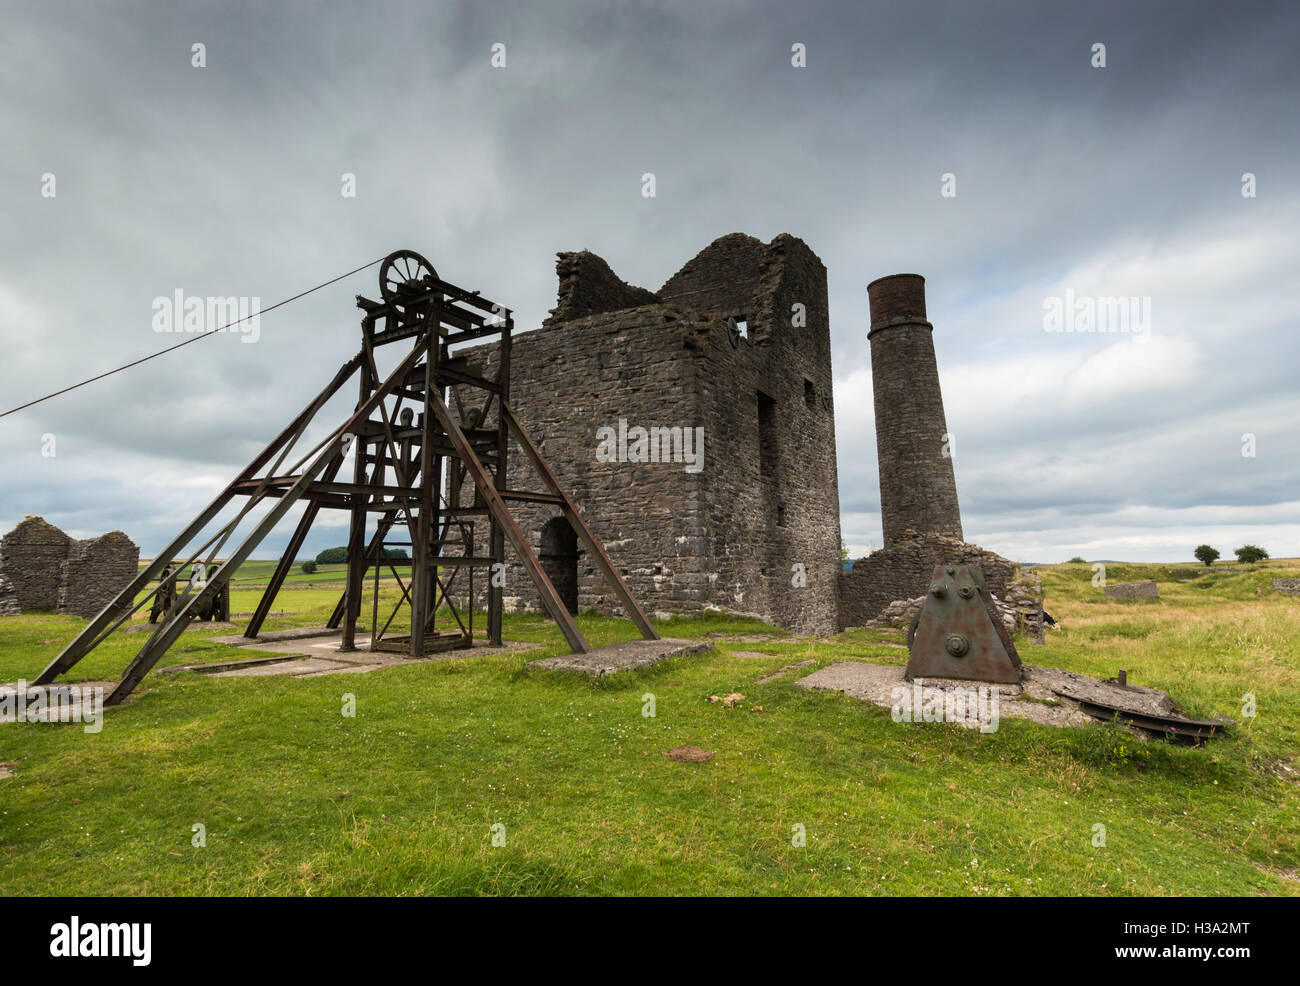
[{"xmin": 2, "ymin": 0, "xmax": 1297, "ymax": 564}]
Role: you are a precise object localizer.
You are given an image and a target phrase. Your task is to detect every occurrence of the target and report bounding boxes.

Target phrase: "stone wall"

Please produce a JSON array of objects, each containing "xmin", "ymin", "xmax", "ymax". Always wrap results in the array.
[
  {"xmin": 0, "ymin": 573, "xmax": 20, "ymax": 616},
  {"xmin": 839, "ymin": 531, "xmax": 1015, "ymax": 628},
  {"xmin": 863, "ymin": 567, "xmax": 1045, "ymax": 645},
  {"xmin": 450, "ymin": 232, "xmax": 842, "ymax": 635},
  {"xmin": 454, "ymin": 304, "xmax": 713, "ymax": 620},
  {"xmin": 0, "ymin": 515, "xmax": 138, "ymax": 618},
  {"xmin": 1105, "ymin": 579, "xmax": 1159, "ymax": 600},
  {"xmin": 682, "ymin": 233, "xmax": 839, "ymax": 634},
  {"xmin": 659, "ymin": 233, "xmax": 768, "ymax": 330},
  {"xmin": 0, "ymin": 515, "xmax": 71, "ymax": 611},
  {"xmin": 1273, "ymin": 578, "xmax": 1300, "ymax": 595},
  {"xmin": 58, "ymin": 531, "xmax": 140, "ymax": 619},
  {"xmin": 1004, "ymin": 570, "xmax": 1047, "ymax": 643}
]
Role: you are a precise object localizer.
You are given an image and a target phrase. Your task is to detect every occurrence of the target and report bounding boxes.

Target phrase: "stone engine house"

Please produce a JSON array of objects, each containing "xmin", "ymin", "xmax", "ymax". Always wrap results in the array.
[{"xmin": 457, "ymin": 232, "xmax": 842, "ymax": 635}]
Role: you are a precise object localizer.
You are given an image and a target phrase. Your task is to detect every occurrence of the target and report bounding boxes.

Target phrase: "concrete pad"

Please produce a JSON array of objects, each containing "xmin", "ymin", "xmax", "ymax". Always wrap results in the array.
[
  {"xmin": 125, "ymin": 621, "xmax": 237, "ymax": 634},
  {"xmin": 1034, "ymin": 666, "xmax": 1174, "ymax": 717},
  {"xmin": 212, "ymin": 657, "xmax": 361, "ymax": 678},
  {"xmin": 795, "ymin": 662, "xmax": 1094, "ymax": 729},
  {"xmin": 206, "ymin": 626, "xmax": 343, "ymax": 646},
  {"xmin": 528, "ymin": 638, "xmax": 712, "ymax": 676},
  {"xmin": 0, "ymin": 679, "xmax": 120, "ymax": 723},
  {"xmin": 164, "ymin": 630, "xmax": 540, "ymax": 680}
]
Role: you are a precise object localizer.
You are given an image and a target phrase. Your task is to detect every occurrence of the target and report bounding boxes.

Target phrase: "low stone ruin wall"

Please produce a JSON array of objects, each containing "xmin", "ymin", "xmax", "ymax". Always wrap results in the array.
[
  {"xmin": 0, "ymin": 574, "xmax": 20, "ymax": 616},
  {"xmin": 58, "ymin": 531, "xmax": 139, "ymax": 619},
  {"xmin": 859, "ymin": 568, "xmax": 1047, "ymax": 644},
  {"xmin": 0, "ymin": 515, "xmax": 138, "ymax": 619},
  {"xmin": 1273, "ymin": 578, "xmax": 1300, "ymax": 595},
  {"xmin": 1104, "ymin": 579, "xmax": 1159, "ymax": 600},
  {"xmin": 838, "ymin": 531, "xmax": 1017, "ymax": 629},
  {"xmin": 0, "ymin": 516, "xmax": 71, "ymax": 611}
]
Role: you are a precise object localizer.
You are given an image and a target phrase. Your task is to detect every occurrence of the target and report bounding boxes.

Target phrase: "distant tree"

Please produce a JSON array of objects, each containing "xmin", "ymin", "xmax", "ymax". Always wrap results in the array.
[
  {"xmin": 301, "ymin": 560, "xmax": 317, "ymax": 574},
  {"xmin": 382, "ymin": 547, "xmax": 410, "ymax": 561},
  {"xmin": 1067, "ymin": 556, "xmax": 1087, "ymax": 564},
  {"xmin": 1194, "ymin": 545, "xmax": 1220, "ymax": 567},
  {"xmin": 315, "ymin": 547, "xmax": 347, "ymax": 565},
  {"xmin": 840, "ymin": 538, "xmax": 849, "ymax": 562},
  {"xmin": 1234, "ymin": 544, "xmax": 1269, "ymax": 564}
]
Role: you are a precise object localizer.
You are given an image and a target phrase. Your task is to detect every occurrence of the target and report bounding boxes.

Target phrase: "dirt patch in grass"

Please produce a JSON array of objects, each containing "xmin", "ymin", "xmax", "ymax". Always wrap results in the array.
[
  {"xmin": 757, "ymin": 660, "xmax": 817, "ymax": 684},
  {"xmin": 664, "ymin": 746, "xmax": 713, "ymax": 763}
]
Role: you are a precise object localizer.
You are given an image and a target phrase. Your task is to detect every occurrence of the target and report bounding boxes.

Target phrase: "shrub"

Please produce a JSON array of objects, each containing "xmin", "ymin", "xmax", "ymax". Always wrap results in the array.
[
  {"xmin": 1194, "ymin": 545, "xmax": 1220, "ymax": 567},
  {"xmin": 315, "ymin": 547, "xmax": 347, "ymax": 565},
  {"xmin": 1066, "ymin": 556, "xmax": 1087, "ymax": 564},
  {"xmin": 1234, "ymin": 545, "xmax": 1269, "ymax": 564},
  {"xmin": 301, "ymin": 560, "xmax": 317, "ymax": 574},
  {"xmin": 1073, "ymin": 720, "xmax": 1154, "ymax": 769}
]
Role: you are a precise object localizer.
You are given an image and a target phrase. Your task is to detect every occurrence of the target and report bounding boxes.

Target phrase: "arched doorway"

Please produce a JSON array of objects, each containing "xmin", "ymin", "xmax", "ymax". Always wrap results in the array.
[{"xmin": 539, "ymin": 517, "xmax": 580, "ymax": 615}]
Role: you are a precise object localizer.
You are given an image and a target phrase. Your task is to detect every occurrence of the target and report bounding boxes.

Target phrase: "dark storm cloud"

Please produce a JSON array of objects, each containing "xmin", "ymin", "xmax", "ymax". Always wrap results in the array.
[{"xmin": 2, "ymin": 0, "xmax": 1297, "ymax": 562}]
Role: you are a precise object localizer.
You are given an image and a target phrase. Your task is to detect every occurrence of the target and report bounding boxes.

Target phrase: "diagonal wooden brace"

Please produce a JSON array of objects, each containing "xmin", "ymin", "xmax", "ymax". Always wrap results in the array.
[
  {"xmin": 501, "ymin": 402, "xmax": 658, "ymax": 642},
  {"xmin": 426, "ymin": 391, "xmax": 589, "ymax": 653}
]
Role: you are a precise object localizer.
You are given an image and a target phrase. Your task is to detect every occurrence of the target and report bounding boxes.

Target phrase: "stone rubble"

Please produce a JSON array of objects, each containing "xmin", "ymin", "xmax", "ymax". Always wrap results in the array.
[{"xmin": 861, "ymin": 562, "xmax": 1049, "ymax": 644}]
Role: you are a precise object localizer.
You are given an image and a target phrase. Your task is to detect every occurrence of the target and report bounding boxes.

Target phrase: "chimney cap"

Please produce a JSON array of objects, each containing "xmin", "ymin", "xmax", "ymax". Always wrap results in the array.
[
  {"xmin": 866, "ymin": 272, "xmax": 926, "ymax": 291},
  {"xmin": 867, "ymin": 273, "xmax": 927, "ymax": 325}
]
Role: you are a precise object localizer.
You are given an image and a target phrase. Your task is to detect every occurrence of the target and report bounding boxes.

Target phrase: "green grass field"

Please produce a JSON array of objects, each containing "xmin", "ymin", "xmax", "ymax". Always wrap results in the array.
[
  {"xmin": 151, "ymin": 559, "xmax": 391, "ymax": 589},
  {"xmin": 1, "ymin": 559, "xmax": 1297, "ymax": 896}
]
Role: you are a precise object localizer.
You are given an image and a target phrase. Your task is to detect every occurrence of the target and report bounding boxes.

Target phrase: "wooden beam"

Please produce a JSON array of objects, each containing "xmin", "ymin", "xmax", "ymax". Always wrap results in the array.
[
  {"xmin": 427, "ymin": 391, "xmax": 588, "ymax": 653},
  {"xmin": 502, "ymin": 401, "xmax": 658, "ymax": 642},
  {"xmin": 35, "ymin": 354, "xmax": 363, "ymax": 685}
]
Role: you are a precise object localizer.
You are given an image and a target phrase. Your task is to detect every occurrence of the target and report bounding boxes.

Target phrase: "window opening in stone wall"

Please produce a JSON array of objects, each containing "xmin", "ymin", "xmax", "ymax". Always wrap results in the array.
[
  {"xmin": 757, "ymin": 390, "xmax": 778, "ymax": 480},
  {"xmin": 804, "ymin": 378, "xmax": 815, "ymax": 407}
]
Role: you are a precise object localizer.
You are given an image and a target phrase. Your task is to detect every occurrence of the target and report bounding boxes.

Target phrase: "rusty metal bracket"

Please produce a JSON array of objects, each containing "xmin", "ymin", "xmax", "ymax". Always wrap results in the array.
[{"xmin": 905, "ymin": 564, "xmax": 1023, "ymax": 685}]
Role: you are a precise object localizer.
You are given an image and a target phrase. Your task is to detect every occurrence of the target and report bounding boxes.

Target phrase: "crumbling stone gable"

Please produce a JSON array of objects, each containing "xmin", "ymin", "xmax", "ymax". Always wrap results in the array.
[
  {"xmin": 452, "ymin": 232, "xmax": 842, "ymax": 636},
  {"xmin": 0, "ymin": 515, "xmax": 71, "ymax": 611},
  {"xmin": 659, "ymin": 232, "xmax": 769, "ymax": 330},
  {"xmin": 542, "ymin": 251, "xmax": 659, "ymax": 327},
  {"xmin": 58, "ymin": 531, "xmax": 139, "ymax": 620},
  {"xmin": 838, "ymin": 531, "xmax": 1015, "ymax": 628}
]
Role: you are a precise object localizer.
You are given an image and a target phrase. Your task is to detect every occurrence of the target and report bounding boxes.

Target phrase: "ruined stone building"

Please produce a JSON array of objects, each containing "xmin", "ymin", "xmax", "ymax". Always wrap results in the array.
[
  {"xmin": 457, "ymin": 233, "xmax": 842, "ymax": 635},
  {"xmin": 450, "ymin": 238, "xmax": 1043, "ymax": 638},
  {"xmin": 0, "ymin": 515, "xmax": 138, "ymax": 619}
]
